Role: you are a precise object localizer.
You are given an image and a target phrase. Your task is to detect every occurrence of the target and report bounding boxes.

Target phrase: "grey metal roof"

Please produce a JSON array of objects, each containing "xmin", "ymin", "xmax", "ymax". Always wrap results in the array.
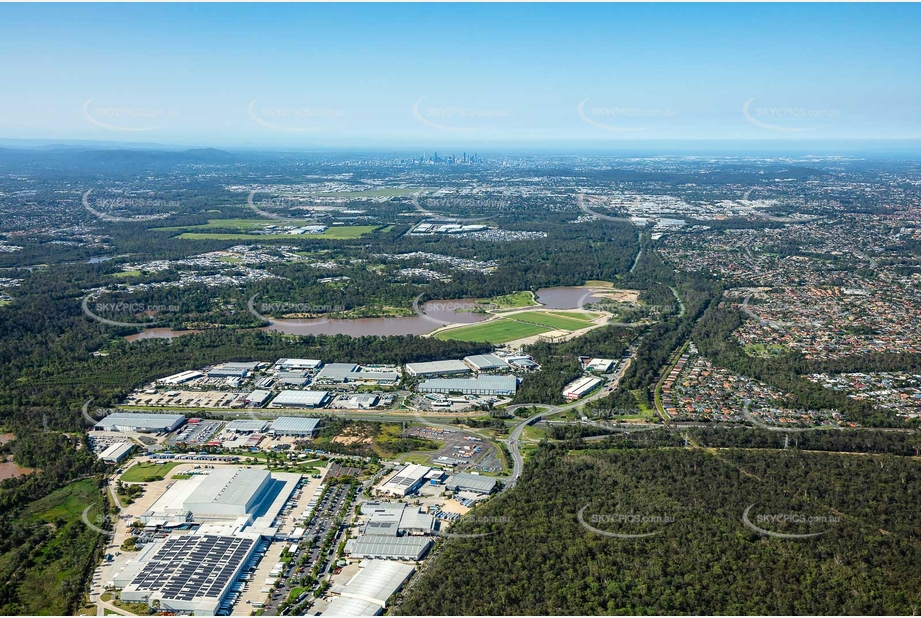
[
  {"xmin": 315, "ymin": 363, "xmax": 359, "ymax": 379},
  {"xmin": 270, "ymin": 390, "xmax": 329, "ymax": 407},
  {"xmin": 464, "ymin": 354, "xmax": 510, "ymax": 370},
  {"xmin": 95, "ymin": 412, "xmax": 186, "ymax": 430},
  {"xmin": 417, "ymin": 375, "xmax": 518, "ymax": 394},
  {"xmin": 345, "ymin": 536, "xmax": 432, "ymax": 560},
  {"xmin": 405, "ymin": 360, "xmax": 471, "ymax": 375},
  {"xmin": 446, "ymin": 472, "xmax": 498, "ymax": 494},
  {"xmin": 270, "ymin": 416, "xmax": 321, "ymax": 433},
  {"xmin": 225, "ymin": 419, "xmax": 268, "ymax": 431},
  {"xmin": 190, "ymin": 468, "xmax": 269, "ymax": 507}
]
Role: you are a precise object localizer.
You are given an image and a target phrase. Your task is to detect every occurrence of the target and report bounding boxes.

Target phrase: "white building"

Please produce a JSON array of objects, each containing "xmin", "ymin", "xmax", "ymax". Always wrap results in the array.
[
  {"xmin": 463, "ymin": 354, "xmax": 510, "ymax": 372},
  {"xmin": 94, "ymin": 412, "xmax": 186, "ymax": 434},
  {"xmin": 312, "ymin": 560, "xmax": 415, "ymax": 616},
  {"xmin": 376, "ymin": 464, "xmax": 431, "ymax": 497},
  {"xmin": 269, "ymin": 390, "xmax": 331, "ymax": 408},
  {"xmin": 417, "ymin": 375, "xmax": 518, "ymax": 396},
  {"xmin": 563, "ymin": 376, "xmax": 602, "ymax": 401},
  {"xmin": 98, "ymin": 442, "xmax": 133, "ymax": 463},
  {"xmin": 269, "ymin": 416, "xmax": 321, "ymax": 437},
  {"xmin": 141, "ymin": 467, "xmax": 273, "ymax": 523},
  {"xmin": 585, "ymin": 358, "xmax": 616, "ymax": 373},
  {"xmin": 404, "ymin": 360, "xmax": 471, "ymax": 377},
  {"xmin": 156, "ymin": 370, "xmax": 203, "ymax": 385}
]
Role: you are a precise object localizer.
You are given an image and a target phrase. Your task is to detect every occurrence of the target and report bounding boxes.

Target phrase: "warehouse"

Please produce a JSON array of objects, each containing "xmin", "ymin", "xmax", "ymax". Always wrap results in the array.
[
  {"xmin": 376, "ymin": 464, "xmax": 431, "ymax": 497},
  {"xmin": 118, "ymin": 534, "xmax": 257, "ymax": 615},
  {"xmin": 269, "ymin": 416, "xmax": 321, "ymax": 437},
  {"xmin": 244, "ymin": 390, "xmax": 272, "ymax": 406},
  {"xmin": 315, "ymin": 363, "xmax": 400, "ymax": 385},
  {"xmin": 157, "ymin": 370, "xmax": 203, "ymax": 385},
  {"xmin": 269, "ymin": 390, "xmax": 331, "ymax": 409},
  {"xmin": 361, "ymin": 501, "xmax": 435, "ymax": 536},
  {"xmin": 585, "ymin": 358, "xmax": 615, "ymax": 373},
  {"xmin": 93, "ymin": 412, "xmax": 186, "ymax": 434},
  {"xmin": 404, "ymin": 359, "xmax": 471, "ymax": 377},
  {"xmin": 207, "ymin": 367, "xmax": 249, "ymax": 379},
  {"xmin": 141, "ymin": 467, "xmax": 273, "ymax": 522},
  {"xmin": 275, "ymin": 358, "xmax": 323, "ymax": 372},
  {"xmin": 224, "ymin": 419, "xmax": 268, "ymax": 434},
  {"xmin": 417, "ymin": 375, "xmax": 518, "ymax": 396},
  {"xmin": 563, "ymin": 375, "xmax": 602, "ymax": 401},
  {"xmin": 463, "ymin": 354, "xmax": 509, "ymax": 372},
  {"xmin": 445, "ymin": 472, "xmax": 498, "ymax": 495},
  {"xmin": 322, "ymin": 560, "xmax": 415, "ymax": 615},
  {"xmin": 344, "ymin": 536, "xmax": 432, "ymax": 561},
  {"xmin": 99, "ymin": 442, "xmax": 134, "ymax": 463}
]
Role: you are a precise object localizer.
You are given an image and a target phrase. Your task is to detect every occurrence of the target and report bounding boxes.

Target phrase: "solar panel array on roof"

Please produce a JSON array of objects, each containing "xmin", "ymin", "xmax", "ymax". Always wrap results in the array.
[{"xmin": 125, "ymin": 535, "xmax": 254, "ymax": 604}]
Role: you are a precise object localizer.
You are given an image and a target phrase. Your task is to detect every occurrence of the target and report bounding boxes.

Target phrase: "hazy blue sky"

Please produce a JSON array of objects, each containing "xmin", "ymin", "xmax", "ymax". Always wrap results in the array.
[{"xmin": 1, "ymin": 3, "xmax": 919, "ymax": 148}]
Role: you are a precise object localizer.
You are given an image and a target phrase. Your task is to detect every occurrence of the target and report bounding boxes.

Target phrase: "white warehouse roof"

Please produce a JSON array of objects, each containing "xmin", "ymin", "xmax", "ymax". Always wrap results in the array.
[
  {"xmin": 330, "ymin": 559, "xmax": 415, "ymax": 607},
  {"xmin": 269, "ymin": 390, "xmax": 330, "ymax": 408},
  {"xmin": 464, "ymin": 354, "xmax": 509, "ymax": 371},
  {"xmin": 94, "ymin": 412, "xmax": 186, "ymax": 432},
  {"xmin": 270, "ymin": 417, "xmax": 321, "ymax": 434},
  {"xmin": 405, "ymin": 360, "xmax": 471, "ymax": 376}
]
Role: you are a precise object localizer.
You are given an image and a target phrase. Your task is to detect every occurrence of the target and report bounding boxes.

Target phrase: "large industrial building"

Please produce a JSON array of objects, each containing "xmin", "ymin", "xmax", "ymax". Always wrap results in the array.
[
  {"xmin": 244, "ymin": 390, "xmax": 272, "ymax": 406},
  {"xmin": 98, "ymin": 442, "xmax": 134, "ymax": 463},
  {"xmin": 404, "ymin": 359, "xmax": 471, "ymax": 377},
  {"xmin": 344, "ymin": 536, "xmax": 432, "ymax": 561},
  {"xmin": 93, "ymin": 412, "xmax": 186, "ymax": 434},
  {"xmin": 445, "ymin": 472, "xmax": 498, "ymax": 495},
  {"xmin": 117, "ymin": 534, "xmax": 258, "ymax": 615},
  {"xmin": 314, "ymin": 363, "xmax": 400, "ymax": 385},
  {"xmin": 463, "ymin": 354, "xmax": 510, "ymax": 372},
  {"xmin": 361, "ymin": 501, "xmax": 435, "ymax": 536},
  {"xmin": 269, "ymin": 416, "xmax": 321, "ymax": 437},
  {"xmin": 224, "ymin": 419, "xmax": 269, "ymax": 434},
  {"xmin": 275, "ymin": 358, "xmax": 323, "ymax": 372},
  {"xmin": 563, "ymin": 375, "xmax": 602, "ymax": 401},
  {"xmin": 376, "ymin": 464, "xmax": 431, "ymax": 497},
  {"xmin": 141, "ymin": 467, "xmax": 274, "ymax": 523},
  {"xmin": 417, "ymin": 375, "xmax": 518, "ymax": 396},
  {"xmin": 312, "ymin": 560, "xmax": 415, "ymax": 616},
  {"xmin": 157, "ymin": 370, "xmax": 203, "ymax": 385},
  {"xmin": 268, "ymin": 390, "xmax": 331, "ymax": 408}
]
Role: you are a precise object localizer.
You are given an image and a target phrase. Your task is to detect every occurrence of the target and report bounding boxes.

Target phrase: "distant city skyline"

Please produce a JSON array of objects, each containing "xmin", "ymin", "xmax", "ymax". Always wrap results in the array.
[{"xmin": 1, "ymin": 3, "xmax": 919, "ymax": 148}]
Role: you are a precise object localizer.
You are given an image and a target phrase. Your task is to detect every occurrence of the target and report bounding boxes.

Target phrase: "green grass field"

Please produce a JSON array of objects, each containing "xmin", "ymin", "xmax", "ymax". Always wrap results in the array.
[
  {"xmin": 435, "ymin": 319, "xmax": 551, "ymax": 343},
  {"xmin": 120, "ymin": 461, "xmax": 183, "ymax": 482},
  {"xmin": 111, "ymin": 270, "xmax": 142, "ymax": 278},
  {"xmin": 510, "ymin": 310, "xmax": 597, "ymax": 331}
]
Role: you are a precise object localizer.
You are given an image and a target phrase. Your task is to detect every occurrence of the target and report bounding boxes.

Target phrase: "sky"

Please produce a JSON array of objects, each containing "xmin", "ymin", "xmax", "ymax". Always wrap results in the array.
[{"xmin": 0, "ymin": 3, "xmax": 920, "ymax": 150}]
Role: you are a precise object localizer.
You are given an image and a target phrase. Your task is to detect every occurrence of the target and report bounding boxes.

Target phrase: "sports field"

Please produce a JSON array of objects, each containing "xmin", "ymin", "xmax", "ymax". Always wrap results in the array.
[
  {"xmin": 435, "ymin": 309, "xmax": 601, "ymax": 343},
  {"xmin": 511, "ymin": 310, "xmax": 597, "ymax": 330},
  {"xmin": 435, "ymin": 319, "xmax": 551, "ymax": 343}
]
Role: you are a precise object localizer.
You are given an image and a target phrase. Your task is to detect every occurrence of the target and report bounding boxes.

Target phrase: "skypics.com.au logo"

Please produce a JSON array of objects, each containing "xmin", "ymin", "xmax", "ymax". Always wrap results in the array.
[
  {"xmin": 82, "ymin": 99, "xmax": 179, "ymax": 132},
  {"xmin": 578, "ymin": 504, "xmax": 675, "ymax": 539},
  {"xmin": 412, "ymin": 98, "xmax": 510, "ymax": 133},
  {"xmin": 742, "ymin": 97, "xmax": 840, "ymax": 132},
  {"xmin": 247, "ymin": 98, "xmax": 344, "ymax": 132},
  {"xmin": 578, "ymin": 99, "xmax": 676, "ymax": 132},
  {"xmin": 742, "ymin": 503, "xmax": 841, "ymax": 539}
]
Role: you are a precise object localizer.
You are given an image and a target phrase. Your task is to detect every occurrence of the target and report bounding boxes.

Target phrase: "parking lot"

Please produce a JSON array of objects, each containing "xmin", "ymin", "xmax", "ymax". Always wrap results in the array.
[
  {"xmin": 406, "ymin": 426, "xmax": 503, "ymax": 473},
  {"xmin": 124, "ymin": 390, "xmax": 248, "ymax": 408}
]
